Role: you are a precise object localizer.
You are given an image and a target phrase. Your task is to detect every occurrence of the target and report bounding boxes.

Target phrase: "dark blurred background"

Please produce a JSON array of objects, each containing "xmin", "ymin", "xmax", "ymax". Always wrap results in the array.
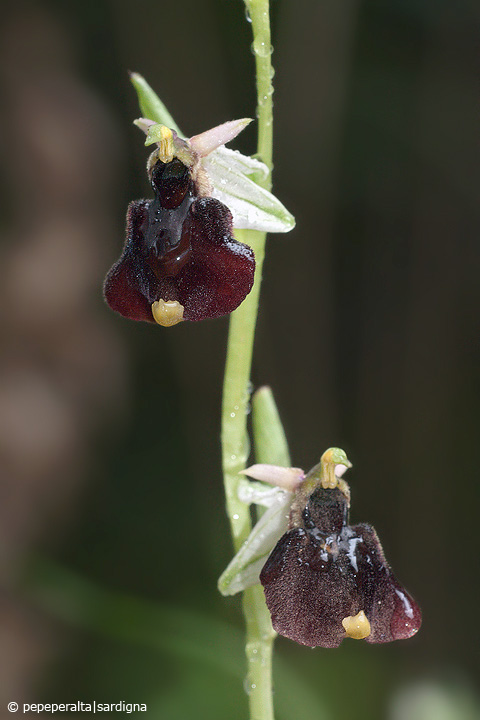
[{"xmin": 0, "ymin": 0, "xmax": 478, "ymax": 718}]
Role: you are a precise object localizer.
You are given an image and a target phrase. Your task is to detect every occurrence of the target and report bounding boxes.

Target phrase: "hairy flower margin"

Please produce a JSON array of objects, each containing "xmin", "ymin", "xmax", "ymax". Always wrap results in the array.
[
  {"xmin": 103, "ymin": 74, "xmax": 294, "ymax": 327},
  {"xmin": 219, "ymin": 448, "xmax": 422, "ymax": 649}
]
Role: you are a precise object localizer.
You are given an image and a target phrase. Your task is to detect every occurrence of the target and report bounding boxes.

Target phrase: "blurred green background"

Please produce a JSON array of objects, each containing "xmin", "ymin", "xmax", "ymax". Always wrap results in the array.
[{"xmin": 0, "ymin": 0, "xmax": 478, "ymax": 718}]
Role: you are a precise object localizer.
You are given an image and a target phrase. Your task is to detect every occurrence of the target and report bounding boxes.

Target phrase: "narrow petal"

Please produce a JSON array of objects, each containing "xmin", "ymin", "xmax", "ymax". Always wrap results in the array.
[
  {"xmin": 241, "ymin": 464, "xmax": 305, "ymax": 491},
  {"xmin": 189, "ymin": 119, "xmax": 252, "ymax": 157}
]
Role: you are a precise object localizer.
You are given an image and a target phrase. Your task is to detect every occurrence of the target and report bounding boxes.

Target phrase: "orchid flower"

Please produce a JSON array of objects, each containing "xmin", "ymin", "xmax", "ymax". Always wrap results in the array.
[{"xmin": 219, "ymin": 448, "xmax": 422, "ymax": 648}]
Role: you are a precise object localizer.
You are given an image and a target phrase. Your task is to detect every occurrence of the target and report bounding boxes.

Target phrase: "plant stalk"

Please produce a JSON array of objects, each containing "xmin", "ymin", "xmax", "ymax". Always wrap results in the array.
[{"xmin": 221, "ymin": 1, "xmax": 276, "ymax": 719}]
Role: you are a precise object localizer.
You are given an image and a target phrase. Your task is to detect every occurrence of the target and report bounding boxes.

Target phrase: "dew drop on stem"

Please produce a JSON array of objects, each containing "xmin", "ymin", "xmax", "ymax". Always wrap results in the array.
[
  {"xmin": 251, "ymin": 40, "xmax": 274, "ymax": 58},
  {"xmin": 243, "ymin": 677, "xmax": 257, "ymax": 696}
]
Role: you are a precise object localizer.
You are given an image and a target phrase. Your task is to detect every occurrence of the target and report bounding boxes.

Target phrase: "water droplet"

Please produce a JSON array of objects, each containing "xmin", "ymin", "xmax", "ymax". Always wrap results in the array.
[
  {"xmin": 230, "ymin": 412, "xmax": 236, "ymax": 418},
  {"xmin": 251, "ymin": 40, "xmax": 274, "ymax": 58},
  {"xmin": 231, "ymin": 454, "xmax": 236, "ymax": 460},
  {"xmin": 246, "ymin": 641, "xmax": 262, "ymax": 661},
  {"xmin": 233, "ymin": 513, "xmax": 239, "ymax": 520},
  {"xmin": 243, "ymin": 677, "xmax": 257, "ymax": 695}
]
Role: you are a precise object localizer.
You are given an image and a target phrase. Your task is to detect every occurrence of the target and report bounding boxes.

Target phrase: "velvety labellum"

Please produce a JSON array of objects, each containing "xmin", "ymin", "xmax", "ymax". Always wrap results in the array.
[
  {"xmin": 104, "ymin": 158, "xmax": 255, "ymax": 323},
  {"xmin": 260, "ymin": 486, "xmax": 422, "ymax": 648}
]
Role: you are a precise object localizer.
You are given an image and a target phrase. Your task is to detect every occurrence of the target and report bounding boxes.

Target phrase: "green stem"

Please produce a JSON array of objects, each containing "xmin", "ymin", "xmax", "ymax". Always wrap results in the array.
[
  {"xmin": 248, "ymin": 0, "xmax": 274, "ymax": 182},
  {"xmin": 221, "ymin": 2, "xmax": 275, "ymax": 719}
]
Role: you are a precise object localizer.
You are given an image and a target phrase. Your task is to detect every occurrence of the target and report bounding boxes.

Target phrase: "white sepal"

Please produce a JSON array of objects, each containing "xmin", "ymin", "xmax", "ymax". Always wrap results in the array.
[
  {"xmin": 218, "ymin": 489, "xmax": 292, "ymax": 596},
  {"xmin": 238, "ymin": 479, "xmax": 286, "ymax": 507},
  {"xmin": 212, "ymin": 147, "xmax": 269, "ymax": 180},
  {"xmin": 203, "ymin": 149, "xmax": 295, "ymax": 233}
]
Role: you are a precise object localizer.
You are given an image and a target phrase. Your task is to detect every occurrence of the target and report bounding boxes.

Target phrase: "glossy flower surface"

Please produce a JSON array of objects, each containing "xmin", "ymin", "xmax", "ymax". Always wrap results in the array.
[
  {"xmin": 104, "ymin": 137, "xmax": 255, "ymax": 325},
  {"xmin": 259, "ymin": 457, "xmax": 422, "ymax": 648}
]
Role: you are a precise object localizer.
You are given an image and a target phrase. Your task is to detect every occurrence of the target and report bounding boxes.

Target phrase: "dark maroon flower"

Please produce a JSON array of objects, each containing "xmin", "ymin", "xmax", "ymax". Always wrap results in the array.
[
  {"xmin": 104, "ymin": 158, "xmax": 255, "ymax": 326},
  {"xmin": 104, "ymin": 125, "xmax": 255, "ymax": 326},
  {"xmin": 258, "ymin": 455, "xmax": 422, "ymax": 648}
]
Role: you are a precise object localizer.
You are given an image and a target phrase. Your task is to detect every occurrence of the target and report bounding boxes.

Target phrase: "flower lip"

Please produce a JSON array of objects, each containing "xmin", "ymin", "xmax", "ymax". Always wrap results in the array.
[
  {"xmin": 218, "ymin": 447, "xmax": 421, "ymax": 647},
  {"xmin": 259, "ymin": 460, "xmax": 422, "ymax": 648},
  {"xmin": 104, "ymin": 153, "xmax": 255, "ymax": 324},
  {"xmin": 144, "ymin": 168, "xmax": 194, "ymax": 279}
]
